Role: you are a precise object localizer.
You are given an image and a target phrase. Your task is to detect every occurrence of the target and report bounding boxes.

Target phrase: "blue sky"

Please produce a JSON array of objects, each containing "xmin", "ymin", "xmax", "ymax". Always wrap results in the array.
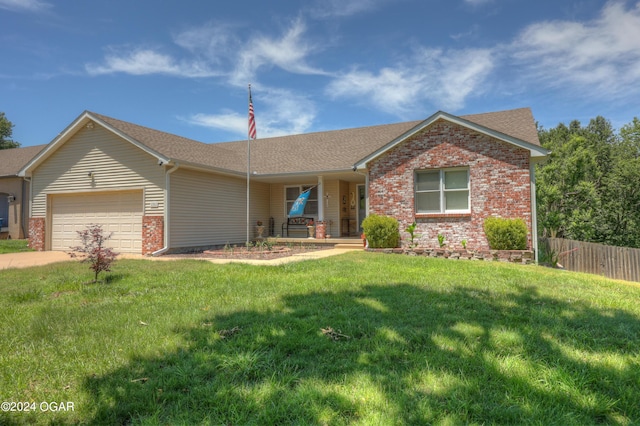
[{"xmin": 2, "ymin": 0, "xmax": 639, "ymax": 147}]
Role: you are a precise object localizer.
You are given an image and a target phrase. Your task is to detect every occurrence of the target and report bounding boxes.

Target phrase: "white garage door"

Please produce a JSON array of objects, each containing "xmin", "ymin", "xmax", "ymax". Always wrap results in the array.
[{"xmin": 51, "ymin": 191, "xmax": 143, "ymax": 253}]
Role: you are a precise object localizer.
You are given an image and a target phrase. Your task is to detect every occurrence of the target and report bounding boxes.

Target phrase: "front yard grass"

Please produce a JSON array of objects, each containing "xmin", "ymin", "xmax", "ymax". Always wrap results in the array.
[
  {"xmin": 0, "ymin": 239, "xmax": 32, "ymax": 254},
  {"xmin": 1, "ymin": 252, "xmax": 639, "ymax": 425}
]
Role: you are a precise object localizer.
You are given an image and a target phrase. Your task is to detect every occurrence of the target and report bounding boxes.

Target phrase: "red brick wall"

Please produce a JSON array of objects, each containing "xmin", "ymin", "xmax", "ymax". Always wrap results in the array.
[
  {"xmin": 28, "ymin": 217, "xmax": 46, "ymax": 251},
  {"xmin": 368, "ymin": 119, "xmax": 532, "ymax": 250},
  {"xmin": 142, "ymin": 216, "xmax": 164, "ymax": 255}
]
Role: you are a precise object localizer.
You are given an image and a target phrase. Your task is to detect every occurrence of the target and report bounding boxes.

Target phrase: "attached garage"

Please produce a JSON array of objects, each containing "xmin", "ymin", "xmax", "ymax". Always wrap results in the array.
[{"xmin": 50, "ymin": 190, "xmax": 143, "ymax": 253}]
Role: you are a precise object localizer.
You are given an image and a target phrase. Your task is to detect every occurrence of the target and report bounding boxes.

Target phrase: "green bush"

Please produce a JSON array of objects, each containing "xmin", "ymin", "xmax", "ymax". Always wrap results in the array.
[
  {"xmin": 362, "ymin": 214, "xmax": 400, "ymax": 248},
  {"xmin": 483, "ymin": 217, "xmax": 528, "ymax": 250}
]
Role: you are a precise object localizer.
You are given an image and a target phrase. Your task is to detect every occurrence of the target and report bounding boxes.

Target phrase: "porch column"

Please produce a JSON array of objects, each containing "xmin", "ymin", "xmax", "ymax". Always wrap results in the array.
[{"xmin": 317, "ymin": 175, "xmax": 324, "ymax": 222}]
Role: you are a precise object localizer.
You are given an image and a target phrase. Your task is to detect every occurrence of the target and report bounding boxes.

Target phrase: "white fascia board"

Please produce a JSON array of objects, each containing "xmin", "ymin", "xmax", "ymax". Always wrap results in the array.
[
  {"xmin": 18, "ymin": 111, "xmax": 170, "ymax": 176},
  {"xmin": 353, "ymin": 111, "xmax": 549, "ymax": 170}
]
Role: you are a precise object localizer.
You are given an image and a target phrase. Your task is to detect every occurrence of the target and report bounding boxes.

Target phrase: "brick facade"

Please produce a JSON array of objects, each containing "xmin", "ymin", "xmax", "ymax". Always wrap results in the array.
[
  {"xmin": 368, "ymin": 119, "xmax": 532, "ymax": 251},
  {"xmin": 28, "ymin": 217, "xmax": 46, "ymax": 251},
  {"xmin": 142, "ymin": 216, "xmax": 164, "ymax": 255}
]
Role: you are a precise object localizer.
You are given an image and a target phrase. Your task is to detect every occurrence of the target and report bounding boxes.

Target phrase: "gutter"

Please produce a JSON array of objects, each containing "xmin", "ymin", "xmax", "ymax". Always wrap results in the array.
[{"xmin": 152, "ymin": 163, "xmax": 179, "ymax": 256}]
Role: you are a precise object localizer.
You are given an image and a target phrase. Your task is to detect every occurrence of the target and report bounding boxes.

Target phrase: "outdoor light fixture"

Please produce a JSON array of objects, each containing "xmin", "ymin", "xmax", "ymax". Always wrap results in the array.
[
  {"xmin": 7, "ymin": 194, "xmax": 16, "ymax": 203},
  {"xmin": 88, "ymin": 171, "xmax": 94, "ymax": 177}
]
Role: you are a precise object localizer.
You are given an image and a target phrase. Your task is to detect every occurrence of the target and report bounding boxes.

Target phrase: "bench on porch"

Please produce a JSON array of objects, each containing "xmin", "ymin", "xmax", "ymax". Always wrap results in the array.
[{"xmin": 282, "ymin": 217, "xmax": 314, "ymax": 237}]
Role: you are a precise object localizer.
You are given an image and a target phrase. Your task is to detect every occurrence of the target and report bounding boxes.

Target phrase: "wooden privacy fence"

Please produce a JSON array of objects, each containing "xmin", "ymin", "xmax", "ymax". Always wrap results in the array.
[{"xmin": 544, "ymin": 238, "xmax": 640, "ymax": 283}]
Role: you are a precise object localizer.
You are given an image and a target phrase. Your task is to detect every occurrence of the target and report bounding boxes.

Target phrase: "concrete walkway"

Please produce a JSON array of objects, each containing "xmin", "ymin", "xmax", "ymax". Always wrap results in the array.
[{"xmin": 0, "ymin": 248, "xmax": 360, "ymax": 270}]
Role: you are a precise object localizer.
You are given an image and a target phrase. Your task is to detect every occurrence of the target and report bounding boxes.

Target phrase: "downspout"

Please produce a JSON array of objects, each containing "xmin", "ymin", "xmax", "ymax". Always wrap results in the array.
[{"xmin": 152, "ymin": 163, "xmax": 179, "ymax": 256}]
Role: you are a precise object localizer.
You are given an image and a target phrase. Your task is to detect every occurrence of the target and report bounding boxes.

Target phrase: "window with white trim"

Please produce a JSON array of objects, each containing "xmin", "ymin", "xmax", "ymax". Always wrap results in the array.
[
  {"xmin": 285, "ymin": 185, "xmax": 318, "ymax": 216},
  {"xmin": 415, "ymin": 168, "xmax": 470, "ymax": 214}
]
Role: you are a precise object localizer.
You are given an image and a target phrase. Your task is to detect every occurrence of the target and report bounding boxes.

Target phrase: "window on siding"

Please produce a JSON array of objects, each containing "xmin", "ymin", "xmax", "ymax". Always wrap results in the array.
[
  {"xmin": 415, "ymin": 168, "xmax": 470, "ymax": 214},
  {"xmin": 285, "ymin": 185, "xmax": 318, "ymax": 216}
]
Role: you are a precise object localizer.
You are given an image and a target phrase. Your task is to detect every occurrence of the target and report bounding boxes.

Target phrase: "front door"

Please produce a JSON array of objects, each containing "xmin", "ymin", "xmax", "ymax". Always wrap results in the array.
[{"xmin": 357, "ymin": 184, "xmax": 366, "ymax": 233}]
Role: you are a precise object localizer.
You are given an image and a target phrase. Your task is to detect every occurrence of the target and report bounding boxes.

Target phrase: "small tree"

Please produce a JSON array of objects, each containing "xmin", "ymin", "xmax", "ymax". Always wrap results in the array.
[
  {"xmin": 69, "ymin": 224, "xmax": 118, "ymax": 283},
  {"xmin": 0, "ymin": 112, "xmax": 20, "ymax": 149}
]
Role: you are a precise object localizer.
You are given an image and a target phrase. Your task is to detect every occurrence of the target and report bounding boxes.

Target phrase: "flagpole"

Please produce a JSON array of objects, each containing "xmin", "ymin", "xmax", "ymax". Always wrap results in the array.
[{"xmin": 246, "ymin": 84, "xmax": 251, "ymax": 245}]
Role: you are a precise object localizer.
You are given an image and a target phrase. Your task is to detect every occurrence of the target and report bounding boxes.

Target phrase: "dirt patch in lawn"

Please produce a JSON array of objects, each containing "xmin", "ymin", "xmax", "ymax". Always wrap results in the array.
[{"xmin": 163, "ymin": 244, "xmax": 334, "ymax": 260}]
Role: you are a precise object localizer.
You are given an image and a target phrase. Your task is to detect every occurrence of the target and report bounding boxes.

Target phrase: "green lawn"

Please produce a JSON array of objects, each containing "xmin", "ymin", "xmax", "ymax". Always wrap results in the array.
[
  {"xmin": 1, "ymin": 252, "xmax": 639, "ymax": 425},
  {"xmin": 0, "ymin": 239, "xmax": 32, "ymax": 254}
]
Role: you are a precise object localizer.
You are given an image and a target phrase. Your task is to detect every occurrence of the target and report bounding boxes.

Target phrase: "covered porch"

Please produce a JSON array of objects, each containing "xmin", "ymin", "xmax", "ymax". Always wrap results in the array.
[{"xmin": 248, "ymin": 170, "xmax": 368, "ymax": 241}]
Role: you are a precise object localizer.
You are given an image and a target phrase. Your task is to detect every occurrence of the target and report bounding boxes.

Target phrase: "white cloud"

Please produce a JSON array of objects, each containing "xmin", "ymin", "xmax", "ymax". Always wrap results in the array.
[
  {"xmin": 512, "ymin": 1, "xmax": 640, "ymax": 98},
  {"xmin": 86, "ymin": 18, "xmax": 325, "ymax": 85},
  {"xmin": 463, "ymin": 0, "xmax": 493, "ymax": 6},
  {"xmin": 0, "ymin": 0, "xmax": 51, "ymax": 13},
  {"xmin": 173, "ymin": 22, "xmax": 240, "ymax": 64},
  {"xmin": 85, "ymin": 48, "xmax": 219, "ymax": 77},
  {"xmin": 309, "ymin": 0, "xmax": 385, "ymax": 18},
  {"xmin": 326, "ymin": 47, "xmax": 494, "ymax": 115},
  {"xmin": 230, "ymin": 17, "xmax": 328, "ymax": 86},
  {"xmin": 186, "ymin": 87, "xmax": 317, "ymax": 139}
]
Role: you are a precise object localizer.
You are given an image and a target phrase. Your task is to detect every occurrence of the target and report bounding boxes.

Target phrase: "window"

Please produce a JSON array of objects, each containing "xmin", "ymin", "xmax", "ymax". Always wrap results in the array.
[
  {"xmin": 285, "ymin": 185, "xmax": 318, "ymax": 216},
  {"xmin": 415, "ymin": 168, "xmax": 469, "ymax": 214}
]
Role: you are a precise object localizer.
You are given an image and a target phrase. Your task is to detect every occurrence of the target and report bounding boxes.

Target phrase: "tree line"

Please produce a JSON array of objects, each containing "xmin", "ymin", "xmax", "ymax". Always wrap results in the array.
[{"xmin": 536, "ymin": 116, "xmax": 640, "ymax": 248}]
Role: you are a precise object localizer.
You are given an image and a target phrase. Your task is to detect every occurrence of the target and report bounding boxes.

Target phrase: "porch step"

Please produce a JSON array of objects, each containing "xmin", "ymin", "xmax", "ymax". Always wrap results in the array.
[{"xmin": 334, "ymin": 243, "xmax": 364, "ymax": 250}]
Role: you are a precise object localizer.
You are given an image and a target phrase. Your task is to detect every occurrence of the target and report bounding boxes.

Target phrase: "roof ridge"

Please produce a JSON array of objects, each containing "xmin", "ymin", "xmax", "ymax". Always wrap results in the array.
[{"xmin": 215, "ymin": 119, "xmax": 424, "ymax": 146}]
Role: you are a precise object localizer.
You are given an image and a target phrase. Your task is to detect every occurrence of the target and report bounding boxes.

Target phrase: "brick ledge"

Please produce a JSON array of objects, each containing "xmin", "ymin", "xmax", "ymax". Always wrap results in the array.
[{"xmin": 367, "ymin": 247, "xmax": 534, "ymax": 264}]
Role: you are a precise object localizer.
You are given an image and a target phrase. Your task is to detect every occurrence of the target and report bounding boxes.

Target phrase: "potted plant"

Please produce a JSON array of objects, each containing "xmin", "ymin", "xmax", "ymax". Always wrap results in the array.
[
  {"xmin": 307, "ymin": 219, "xmax": 315, "ymax": 239},
  {"xmin": 255, "ymin": 220, "xmax": 265, "ymax": 239}
]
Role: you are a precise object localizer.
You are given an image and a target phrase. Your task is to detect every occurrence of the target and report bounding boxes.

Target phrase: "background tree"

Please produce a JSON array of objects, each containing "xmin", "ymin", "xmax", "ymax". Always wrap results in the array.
[
  {"xmin": 537, "ymin": 116, "xmax": 640, "ymax": 248},
  {"xmin": 0, "ymin": 112, "xmax": 20, "ymax": 149}
]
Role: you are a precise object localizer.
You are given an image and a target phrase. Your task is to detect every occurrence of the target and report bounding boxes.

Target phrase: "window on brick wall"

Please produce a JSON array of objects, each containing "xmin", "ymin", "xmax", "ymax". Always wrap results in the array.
[{"xmin": 415, "ymin": 168, "xmax": 470, "ymax": 214}]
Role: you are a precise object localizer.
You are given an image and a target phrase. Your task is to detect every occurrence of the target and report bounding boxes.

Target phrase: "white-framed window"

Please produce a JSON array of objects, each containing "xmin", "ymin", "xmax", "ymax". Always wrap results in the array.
[
  {"xmin": 285, "ymin": 185, "xmax": 318, "ymax": 216},
  {"xmin": 415, "ymin": 168, "xmax": 470, "ymax": 214}
]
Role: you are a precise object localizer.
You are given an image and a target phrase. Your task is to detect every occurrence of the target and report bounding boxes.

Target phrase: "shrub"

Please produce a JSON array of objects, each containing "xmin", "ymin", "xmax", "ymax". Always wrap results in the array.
[
  {"xmin": 483, "ymin": 217, "xmax": 528, "ymax": 250},
  {"xmin": 69, "ymin": 224, "xmax": 119, "ymax": 283},
  {"xmin": 362, "ymin": 214, "xmax": 400, "ymax": 248}
]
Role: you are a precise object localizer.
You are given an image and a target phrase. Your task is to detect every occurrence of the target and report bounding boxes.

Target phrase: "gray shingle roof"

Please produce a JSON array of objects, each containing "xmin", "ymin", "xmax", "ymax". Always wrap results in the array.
[
  {"xmin": 92, "ymin": 113, "xmax": 245, "ymax": 173},
  {"xmin": 0, "ymin": 145, "xmax": 46, "ymax": 177},
  {"xmin": 89, "ymin": 107, "xmax": 540, "ymax": 176}
]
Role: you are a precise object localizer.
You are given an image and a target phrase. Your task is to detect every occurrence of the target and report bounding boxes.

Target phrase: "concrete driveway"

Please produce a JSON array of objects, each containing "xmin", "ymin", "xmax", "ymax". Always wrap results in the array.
[{"xmin": 0, "ymin": 251, "xmax": 73, "ymax": 270}]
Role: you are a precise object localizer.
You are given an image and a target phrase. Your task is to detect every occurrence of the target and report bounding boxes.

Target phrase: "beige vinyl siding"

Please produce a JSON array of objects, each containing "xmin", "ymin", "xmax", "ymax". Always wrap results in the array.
[
  {"xmin": 169, "ymin": 168, "xmax": 269, "ymax": 248},
  {"xmin": 31, "ymin": 126, "xmax": 164, "ymax": 217},
  {"xmin": 322, "ymin": 180, "xmax": 340, "ymax": 237},
  {"xmin": 270, "ymin": 183, "xmax": 286, "ymax": 233}
]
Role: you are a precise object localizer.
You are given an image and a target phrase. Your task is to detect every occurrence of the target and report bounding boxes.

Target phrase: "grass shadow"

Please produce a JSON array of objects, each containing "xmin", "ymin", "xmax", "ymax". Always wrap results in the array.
[{"xmin": 84, "ymin": 283, "xmax": 640, "ymax": 424}]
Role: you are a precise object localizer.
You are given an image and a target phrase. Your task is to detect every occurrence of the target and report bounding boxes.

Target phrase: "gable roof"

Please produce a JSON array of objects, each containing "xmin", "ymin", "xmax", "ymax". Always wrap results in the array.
[
  {"xmin": 0, "ymin": 144, "xmax": 46, "ymax": 178},
  {"xmin": 19, "ymin": 111, "xmax": 246, "ymax": 176},
  {"xmin": 354, "ymin": 108, "xmax": 547, "ymax": 169},
  {"xmin": 19, "ymin": 107, "xmax": 546, "ymax": 178},
  {"xmin": 91, "ymin": 113, "xmax": 245, "ymax": 173}
]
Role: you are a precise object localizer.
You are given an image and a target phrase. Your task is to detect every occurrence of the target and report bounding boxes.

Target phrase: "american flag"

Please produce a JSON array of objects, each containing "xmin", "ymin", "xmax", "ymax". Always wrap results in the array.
[{"xmin": 248, "ymin": 86, "xmax": 257, "ymax": 140}]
